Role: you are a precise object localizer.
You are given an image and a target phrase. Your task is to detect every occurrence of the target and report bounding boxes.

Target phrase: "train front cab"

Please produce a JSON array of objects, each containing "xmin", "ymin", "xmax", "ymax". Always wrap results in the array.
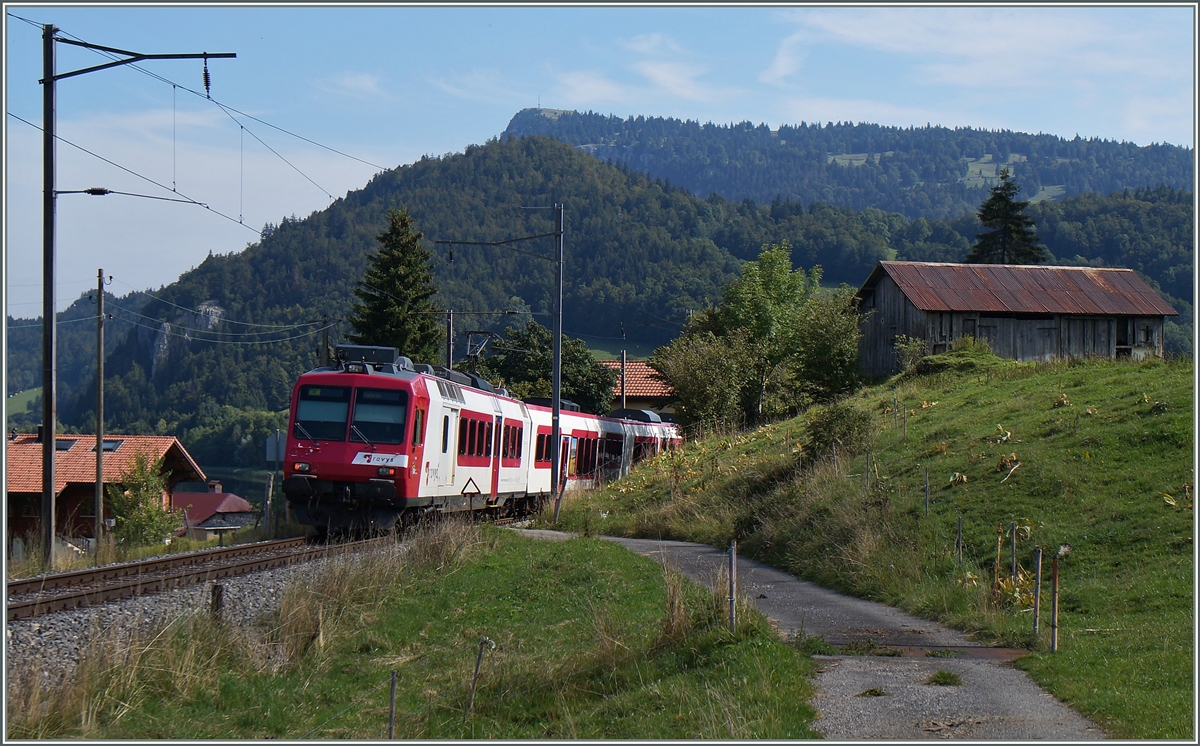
[{"xmin": 282, "ymin": 352, "xmax": 431, "ymax": 534}]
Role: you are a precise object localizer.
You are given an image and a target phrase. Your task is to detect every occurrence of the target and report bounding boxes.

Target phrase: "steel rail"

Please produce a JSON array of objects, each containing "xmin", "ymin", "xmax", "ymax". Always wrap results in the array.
[
  {"xmin": 6, "ymin": 538, "xmax": 390, "ymax": 621},
  {"xmin": 6, "ymin": 537, "xmax": 308, "ymax": 597}
]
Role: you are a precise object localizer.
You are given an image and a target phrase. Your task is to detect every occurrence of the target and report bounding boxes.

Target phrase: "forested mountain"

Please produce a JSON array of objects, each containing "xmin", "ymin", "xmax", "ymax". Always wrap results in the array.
[
  {"xmin": 6, "ymin": 288, "xmax": 148, "ymax": 399},
  {"xmin": 6, "ymin": 134, "xmax": 1191, "ymax": 469},
  {"xmin": 505, "ymin": 109, "xmax": 1193, "ymax": 220}
]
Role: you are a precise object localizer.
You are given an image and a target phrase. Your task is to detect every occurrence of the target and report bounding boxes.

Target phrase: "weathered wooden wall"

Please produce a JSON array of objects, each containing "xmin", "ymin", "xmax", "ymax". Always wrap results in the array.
[{"xmin": 859, "ymin": 278, "xmax": 1166, "ymax": 377}]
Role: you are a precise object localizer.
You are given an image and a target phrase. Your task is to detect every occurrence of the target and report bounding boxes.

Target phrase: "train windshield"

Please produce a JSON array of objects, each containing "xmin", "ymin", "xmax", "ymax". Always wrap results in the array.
[
  {"xmin": 295, "ymin": 385, "xmax": 351, "ymax": 440},
  {"xmin": 351, "ymin": 388, "xmax": 408, "ymax": 445}
]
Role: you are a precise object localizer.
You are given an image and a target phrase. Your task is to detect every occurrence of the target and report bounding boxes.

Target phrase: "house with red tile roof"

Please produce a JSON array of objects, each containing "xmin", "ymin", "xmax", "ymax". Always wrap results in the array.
[
  {"xmin": 5, "ymin": 431, "xmax": 205, "ymax": 544},
  {"xmin": 598, "ymin": 359, "xmax": 675, "ymax": 417},
  {"xmin": 173, "ymin": 481, "xmax": 258, "ymax": 541},
  {"xmin": 856, "ymin": 261, "xmax": 1178, "ymax": 377}
]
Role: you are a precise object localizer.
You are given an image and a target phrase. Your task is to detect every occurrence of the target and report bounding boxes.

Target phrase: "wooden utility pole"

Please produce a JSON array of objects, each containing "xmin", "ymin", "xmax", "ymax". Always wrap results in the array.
[
  {"xmin": 39, "ymin": 24, "xmax": 234, "ymax": 570},
  {"xmin": 95, "ymin": 268, "xmax": 106, "ymax": 542}
]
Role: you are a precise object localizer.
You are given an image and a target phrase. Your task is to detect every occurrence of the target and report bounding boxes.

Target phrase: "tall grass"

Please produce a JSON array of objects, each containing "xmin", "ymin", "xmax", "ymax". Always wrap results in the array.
[
  {"xmin": 8, "ymin": 519, "xmax": 817, "ymax": 739},
  {"xmin": 6, "ymin": 519, "xmax": 486, "ymax": 739}
]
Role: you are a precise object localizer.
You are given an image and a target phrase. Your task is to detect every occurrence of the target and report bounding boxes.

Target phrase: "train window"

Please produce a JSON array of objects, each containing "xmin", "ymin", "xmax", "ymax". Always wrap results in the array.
[
  {"xmin": 488, "ymin": 422, "xmax": 497, "ymax": 458},
  {"xmin": 516, "ymin": 427, "xmax": 523, "ymax": 458},
  {"xmin": 411, "ymin": 410, "xmax": 425, "ymax": 447},
  {"xmin": 458, "ymin": 418, "xmax": 469, "ymax": 456},
  {"xmin": 442, "ymin": 416, "xmax": 449, "ymax": 453},
  {"xmin": 476, "ymin": 420, "xmax": 486, "ymax": 456},
  {"xmin": 295, "ymin": 385, "xmax": 351, "ymax": 441},
  {"xmin": 467, "ymin": 419, "xmax": 478, "ymax": 456},
  {"xmin": 535, "ymin": 433, "xmax": 545, "ymax": 462},
  {"xmin": 351, "ymin": 388, "xmax": 408, "ymax": 445}
]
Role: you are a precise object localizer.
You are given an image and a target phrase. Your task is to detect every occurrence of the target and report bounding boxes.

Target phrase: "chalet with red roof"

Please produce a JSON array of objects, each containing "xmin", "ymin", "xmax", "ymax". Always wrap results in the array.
[
  {"xmin": 856, "ymin": 261, "xmax": 1178, "ymax": 377},
  {"xmin": 5, "ymin": 431, "xmax": 205, "ymax": 544},
  {"xmin": 173, "ymin": 481, "xmax": 258, "ymax": 541},
  {"xmin": 598, "ymin": 359, "xmax": 675, "ymax": 417}
]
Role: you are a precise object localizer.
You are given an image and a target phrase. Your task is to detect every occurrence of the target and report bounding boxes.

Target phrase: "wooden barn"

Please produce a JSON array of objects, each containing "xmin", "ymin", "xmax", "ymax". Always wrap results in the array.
[{"xmin": 856, "ymin": 261, "xmax": 1178, "ymax": 377}]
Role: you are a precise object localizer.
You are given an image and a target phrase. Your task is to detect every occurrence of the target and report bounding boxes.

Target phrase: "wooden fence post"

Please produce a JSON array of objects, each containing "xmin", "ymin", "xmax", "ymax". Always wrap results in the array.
[
  {"xmin": 729, "ymin": 539, "xmax": 737, "ymax": 635},
  {"xmin": 924, "ymin": 467, "xmax": 930, "ymax": 515},
  {"xmin": 388, "ymin": 670, "xmax": 397, "ymax": 738},
  {"xmin": 1033, "ymin": 547, "xmax": 1043, "ymax": 636},
  {"xmin": 1051, "ymin": 556, "xmax": 1060, "ymax": 652}
]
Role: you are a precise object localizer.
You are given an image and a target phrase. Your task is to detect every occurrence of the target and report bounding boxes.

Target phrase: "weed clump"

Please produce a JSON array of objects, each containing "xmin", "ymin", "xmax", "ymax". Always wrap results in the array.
[{"xmin": 926, "ymin": 670, "xmax": 962, "ymax": 686}]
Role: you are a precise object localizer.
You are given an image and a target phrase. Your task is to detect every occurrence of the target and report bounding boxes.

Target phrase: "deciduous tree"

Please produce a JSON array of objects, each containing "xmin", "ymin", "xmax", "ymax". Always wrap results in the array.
[
  {"xmin": 476, "ymin": 321, "xmax": 617, "ymax": 415},
  {"xmin": 106, "ymin": 452, "xmax": 181, "ymax": 547},
  {"xmin": 651, "ymin": 242, "xmax": 861, "ymax": 425}
]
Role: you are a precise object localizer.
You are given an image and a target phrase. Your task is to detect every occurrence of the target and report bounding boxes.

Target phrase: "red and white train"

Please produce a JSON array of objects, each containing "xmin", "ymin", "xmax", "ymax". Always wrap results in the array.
[{"xmin": 281, "ymin": 345, "xmax": 680, "ymax": 535}]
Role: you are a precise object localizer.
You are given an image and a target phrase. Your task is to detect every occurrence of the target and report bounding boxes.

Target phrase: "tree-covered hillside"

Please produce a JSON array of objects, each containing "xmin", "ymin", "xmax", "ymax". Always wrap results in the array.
[
  {"xmin": 5, "ymin": 135, "xmax": 1188, "ymax": 469},
  {"xmin": 505, "ymin": 109, "xmax": 1193, "ymax": 220}
]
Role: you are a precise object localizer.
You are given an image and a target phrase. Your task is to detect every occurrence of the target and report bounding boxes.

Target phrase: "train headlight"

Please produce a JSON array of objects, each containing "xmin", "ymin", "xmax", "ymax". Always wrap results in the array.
[
  {"xmin": 377, "ymin": 466, "xmax": 396, "ymax": 478},
  {"xmin": 294, "ymin": 462, "xmax": 311, "ymax": 473}
]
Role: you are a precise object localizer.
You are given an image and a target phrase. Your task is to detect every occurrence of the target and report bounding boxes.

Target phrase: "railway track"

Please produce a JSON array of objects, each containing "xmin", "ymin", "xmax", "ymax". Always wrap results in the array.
[{"xmin": 6, "ymin": 537, "xmax": 379, "ymax": 621}]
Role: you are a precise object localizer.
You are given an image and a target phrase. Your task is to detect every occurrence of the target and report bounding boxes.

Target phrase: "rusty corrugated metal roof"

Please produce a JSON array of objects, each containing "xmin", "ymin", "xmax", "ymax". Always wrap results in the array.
[{"xmin": 861, "ymin": 262, "xmax": 1178, "ymax": 316}]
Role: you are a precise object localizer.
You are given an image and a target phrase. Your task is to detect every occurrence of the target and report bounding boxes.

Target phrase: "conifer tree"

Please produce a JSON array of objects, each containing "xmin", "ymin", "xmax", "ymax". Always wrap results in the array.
[
  {"xmin": 347, "ymin": 208, "xmax": 443, "ymax": 362},
  {"xmin": 965, "ymin": 167, "xmax": 1047, "ymax": 264}
]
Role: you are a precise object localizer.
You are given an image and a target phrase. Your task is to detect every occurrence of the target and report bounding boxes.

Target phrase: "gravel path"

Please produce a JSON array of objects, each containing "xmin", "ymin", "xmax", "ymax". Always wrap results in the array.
[{"xmin": 516, "ymin": 529, "xmax": 1106, "ymax": 741}]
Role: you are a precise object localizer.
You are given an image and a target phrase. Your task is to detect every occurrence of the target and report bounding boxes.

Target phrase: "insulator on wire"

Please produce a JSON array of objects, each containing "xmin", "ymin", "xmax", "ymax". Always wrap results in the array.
[{"xmin": 203, "ymin": 56, "xmax": 211, "ymax": 98}]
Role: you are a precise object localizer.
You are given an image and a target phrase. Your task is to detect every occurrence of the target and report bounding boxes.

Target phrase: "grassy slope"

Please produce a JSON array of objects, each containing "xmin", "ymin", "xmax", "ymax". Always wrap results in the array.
[
  {"xmin": 550, "ymin": 349, "xmax": 1194, "ymax": 739},
  {"xmin": 11, "ymin": 525, "xmax": 817, "ymax": 740},
  {"xmin": 6, "ymin": 386, "xmax": 39, "ymax": 428}
]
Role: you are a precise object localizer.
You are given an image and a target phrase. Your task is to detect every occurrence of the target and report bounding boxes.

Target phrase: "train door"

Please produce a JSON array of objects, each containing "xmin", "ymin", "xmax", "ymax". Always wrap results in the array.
[
  {"xmin": 490, "ymin": 415, "xmax": 502, "ymax": 498},
  {"xmin": 566, "ymin": 437, "xmax": 578, "ymax": 479},
  {"xmin": 435, "ymin": 408, "xmax": 459, "ymax": 489},
  {"xmin": 620, "ymin": 425, "xmax": 634, "ymax": 478}
]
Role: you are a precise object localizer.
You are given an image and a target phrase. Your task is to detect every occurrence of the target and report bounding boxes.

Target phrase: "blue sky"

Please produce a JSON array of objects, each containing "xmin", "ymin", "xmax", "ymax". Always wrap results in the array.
[{"xmin": 4, "ymin": 4, "xmax": 1196, "ymax": 315}]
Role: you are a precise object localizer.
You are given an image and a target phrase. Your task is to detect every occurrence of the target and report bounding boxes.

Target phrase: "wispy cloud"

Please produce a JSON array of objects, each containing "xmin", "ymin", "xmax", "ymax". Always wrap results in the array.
[
  {"xmin": 775, "ymin": 7, "xmax": 1191, "ymax": 89},
  {"xmin": 555, "ymin": 70, "xmax": 628, "ymax": 104},
  {"xmin": 1121, "ymin": 90, "xmax": 1196, "ymax": 146},
  {"xmin": 555, "ymin": 31, "xmax": 742, "ymax": 110},
  {"xmin": 633, "ymin": 60, "xmax": 718, "ymax": 103},
  {"xmin": 314, "ymin": 71, "xmax": 399, "ymax": 102},
  {"xmin": 620, "ymin": 33, "xmax": 685, "ymax": 56},
  {"xmin": 759, "ymin": 30, "xmax": 807, "ymax": 86},
  {"xmin": 428, "ymin": 69, "xmax": 529, "ymax": 106}
]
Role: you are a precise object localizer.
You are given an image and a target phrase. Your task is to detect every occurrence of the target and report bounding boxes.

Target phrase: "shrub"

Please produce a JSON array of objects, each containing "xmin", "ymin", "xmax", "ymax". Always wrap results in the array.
[
  {"xmin": 106, "ymin": 453, "xmax": 182, "ymax": 547},
  {"xmin": 893, "ymin": 334, "xmax": 927, "ymax": 372},
  {"xmin": 804, "ymin": 400, "xmax": 875, "ymax": 459}
]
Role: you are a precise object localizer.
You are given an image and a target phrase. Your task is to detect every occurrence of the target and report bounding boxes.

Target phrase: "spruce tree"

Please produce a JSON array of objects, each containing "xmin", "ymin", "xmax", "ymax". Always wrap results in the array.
[
  {"xmin": 964, "ymin": 167, "xmax": 1047, "ymax": 264},
  {"xmin": 346, "ymin": 207, "xmax": 443, "ymax": 362}
]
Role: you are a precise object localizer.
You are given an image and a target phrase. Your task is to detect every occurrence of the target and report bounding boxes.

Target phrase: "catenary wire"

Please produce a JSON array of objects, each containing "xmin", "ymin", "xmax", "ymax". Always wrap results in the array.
[
  {"xmin": 109, "ymin": 303, "xmax": 319, "ymax": 337},
  {"xmin": 8, "ymin": 314, "xmax": 100, "ymax": 329},
  {"xmin": 110, "ymin": 314, "xmax": 338, "ymax": 346},
  {"xmin": 8, "ymin": 15, "xmax": 388, "ymax": 172},
  {"xmin": 7, "ymin": 112, "xmax": 260, "ymax": 237},
  {"xmin": 212, "ymin": 99, "xmax": 333, "ymax": 203},
  {"xmin": 110, "ymin": 278, "xmax": 328, "ymax": 329}
]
